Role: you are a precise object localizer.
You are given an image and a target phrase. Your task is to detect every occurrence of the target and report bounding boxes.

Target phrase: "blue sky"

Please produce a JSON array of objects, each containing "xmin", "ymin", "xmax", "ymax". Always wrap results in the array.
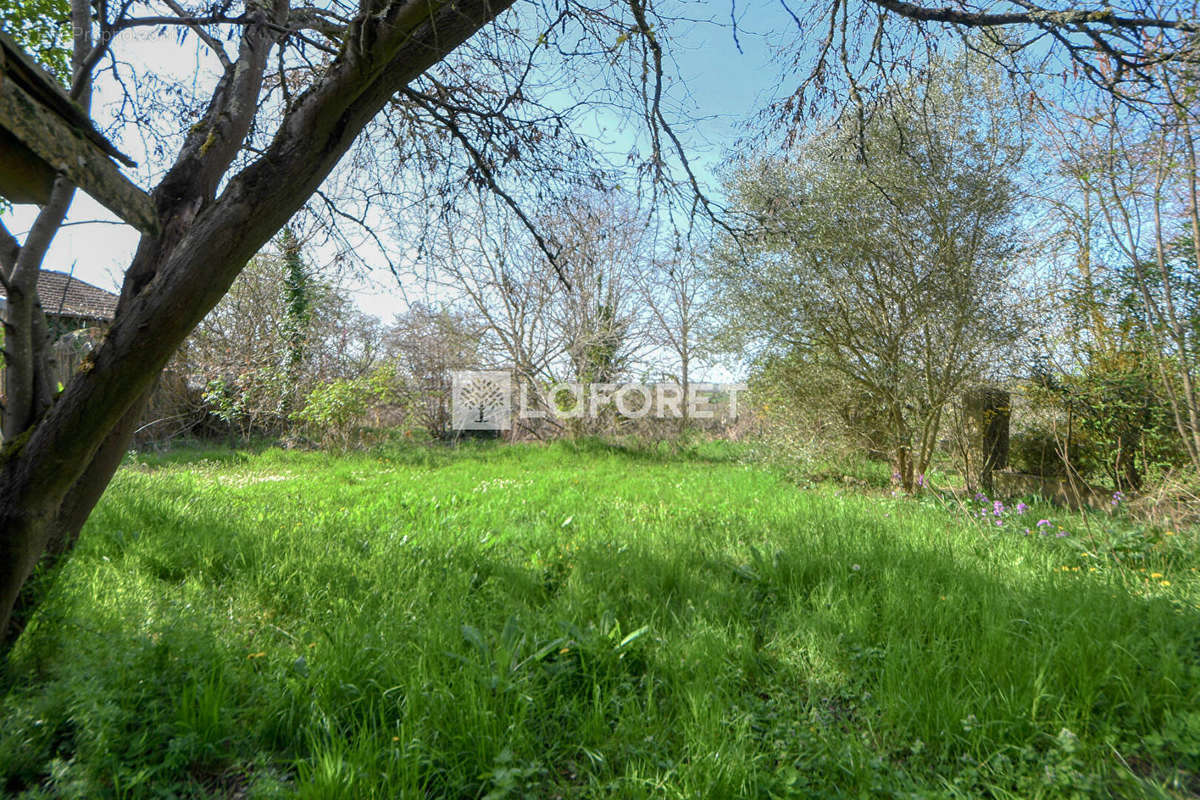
[{"xmin": 2, "ymin": 0, "xmax": 798, "ymax": 317}]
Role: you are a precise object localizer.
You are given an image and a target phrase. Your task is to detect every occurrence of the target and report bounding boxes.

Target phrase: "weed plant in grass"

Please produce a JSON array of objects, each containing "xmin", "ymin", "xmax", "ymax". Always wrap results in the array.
[{"xmin": 1, "ymin": 440, "xmax": 1198, "ymax": 798}]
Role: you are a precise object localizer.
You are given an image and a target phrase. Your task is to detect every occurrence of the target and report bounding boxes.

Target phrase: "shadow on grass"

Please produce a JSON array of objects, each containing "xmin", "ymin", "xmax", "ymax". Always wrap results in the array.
[
  {"xmin": 450, "ymin": 529, "xmax": 1200, "ymax": 793},
  {"xmin": 4, "ymin": 474, "xmax": 1197, "ymax": 797}
]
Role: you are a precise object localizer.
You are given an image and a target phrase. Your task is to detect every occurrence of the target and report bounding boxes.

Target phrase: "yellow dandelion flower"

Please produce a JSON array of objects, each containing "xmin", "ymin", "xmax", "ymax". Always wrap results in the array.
[
  {"xmin": 1151, "ymin": 572, "xmax": 1164, "ymax": 579},
  {"xmin": 1160, "ymin": 580, "xmax": 1171, "ymax": 587}
]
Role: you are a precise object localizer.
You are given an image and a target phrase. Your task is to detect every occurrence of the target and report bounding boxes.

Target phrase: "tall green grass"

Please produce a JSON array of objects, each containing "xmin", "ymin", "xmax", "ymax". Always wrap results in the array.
[{"xmin": 2, "ymin": 440, "xmax": 1197, "ymax": 798}]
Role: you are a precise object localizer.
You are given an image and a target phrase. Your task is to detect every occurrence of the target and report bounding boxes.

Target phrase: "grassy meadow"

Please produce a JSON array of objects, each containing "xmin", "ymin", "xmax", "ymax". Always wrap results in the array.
[{"xmin": 1, "ymin": 440, "xmax": 1199, "ymax": 798}]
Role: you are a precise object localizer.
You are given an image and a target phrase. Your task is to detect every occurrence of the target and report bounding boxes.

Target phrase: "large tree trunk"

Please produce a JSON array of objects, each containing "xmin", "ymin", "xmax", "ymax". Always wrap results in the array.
[
  {"xmin": 1, "ymin": 393, "xmax": 147, "ymax": 649},
  {"xmin": 0, "ymin": 0, "xmax": 515, "ymax": 648}
]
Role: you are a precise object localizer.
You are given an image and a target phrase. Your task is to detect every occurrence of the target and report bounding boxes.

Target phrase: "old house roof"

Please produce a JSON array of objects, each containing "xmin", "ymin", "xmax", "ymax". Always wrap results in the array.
[{"xmin": 0, "ymin": 270, "xmax": 118, "ymax": 322}]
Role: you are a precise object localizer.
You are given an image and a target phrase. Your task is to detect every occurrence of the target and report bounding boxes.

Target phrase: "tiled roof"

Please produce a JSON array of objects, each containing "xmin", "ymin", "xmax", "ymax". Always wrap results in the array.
[{"xmin": 0, "ymin": 270, "xmax": 119, "ymax": 321}]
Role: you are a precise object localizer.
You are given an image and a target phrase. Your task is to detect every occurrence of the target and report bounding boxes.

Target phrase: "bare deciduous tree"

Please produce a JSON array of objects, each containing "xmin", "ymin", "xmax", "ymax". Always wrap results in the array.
[
  {"xmin": 385, "ymin": 303, "xmax": 484, "ymax": 438},
  {"xmin": 183, "ymin": 235, "xmax": 382, "ymax": 439},
  {"xmin": 1045, "ymin": 64, "xmax": 1200, "ymax": 475},
  {"xmin": 637, "ymin": 238, "xmax": 716, "ymax": 424},
  {"xmin": 549, "ymin": 192, "xmax": 649, "ymax": 387},
  {"xmin": 425, "ymin": 190, "xmax": 652, "ymax": 435},
  {"xmin": 428, "ymin": 199, "xmax": 564, "ymax": 391}
]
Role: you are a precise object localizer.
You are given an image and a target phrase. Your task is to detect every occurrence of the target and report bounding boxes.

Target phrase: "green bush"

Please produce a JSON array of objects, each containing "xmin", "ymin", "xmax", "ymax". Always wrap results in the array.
[
  {"xmin": 1008, "ymin": 429, "xmax": 1071, "ymax": 476},
  {"xmin": 291, "ymin": 366, "xmax": 397, "ymax": 449}
]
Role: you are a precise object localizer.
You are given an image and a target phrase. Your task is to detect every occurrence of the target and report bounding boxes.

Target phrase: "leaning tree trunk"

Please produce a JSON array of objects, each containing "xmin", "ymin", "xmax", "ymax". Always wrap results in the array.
[{"xmin": 0, "ymin": 0, "xmax": 516, "ymax": 647}]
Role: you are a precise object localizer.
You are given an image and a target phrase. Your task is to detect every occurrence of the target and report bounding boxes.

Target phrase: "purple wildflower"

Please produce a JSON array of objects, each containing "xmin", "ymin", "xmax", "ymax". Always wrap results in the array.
[
  {"xmin": 1037, "ymin": 519, "xmax": 1051, "ymax": 527},
  {"xmin": 1015, "ymin": 502, "xmax": 1028, "ymax": 514}
]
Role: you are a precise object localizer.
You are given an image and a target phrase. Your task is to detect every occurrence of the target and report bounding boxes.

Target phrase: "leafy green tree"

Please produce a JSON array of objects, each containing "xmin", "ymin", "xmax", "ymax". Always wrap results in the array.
[
  {"xmin": 716, "ymin": 63, "xmax": 1026, "ymax": 490},
  {"xmin": 0, "ymin": 0, "xmax": 71, "ymax": 82},
  {"xmin": 292, "ymin": 365, "xmax": 397, "ymax": 449}
]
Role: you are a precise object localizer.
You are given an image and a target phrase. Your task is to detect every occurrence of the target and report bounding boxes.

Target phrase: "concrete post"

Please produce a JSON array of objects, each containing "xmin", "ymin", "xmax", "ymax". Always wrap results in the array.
[{"xmin": 964, "ymin": 386, "xmax": 1010, "ymax": 494}]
